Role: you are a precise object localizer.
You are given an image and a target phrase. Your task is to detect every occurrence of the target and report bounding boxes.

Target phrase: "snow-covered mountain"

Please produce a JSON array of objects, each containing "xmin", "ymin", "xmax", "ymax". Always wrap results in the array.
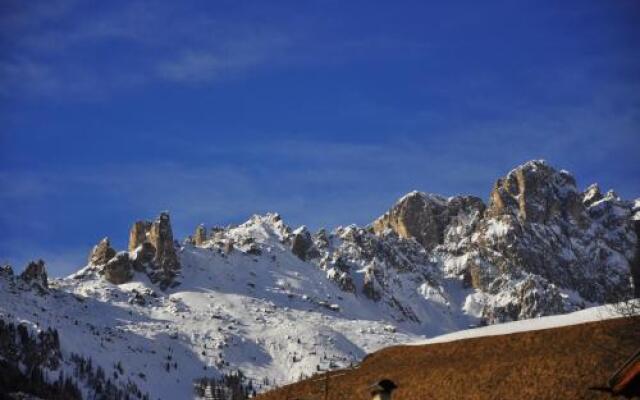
[{"xmin": 1, "ymin": 160, "xmax": 638, "ymax": 399}]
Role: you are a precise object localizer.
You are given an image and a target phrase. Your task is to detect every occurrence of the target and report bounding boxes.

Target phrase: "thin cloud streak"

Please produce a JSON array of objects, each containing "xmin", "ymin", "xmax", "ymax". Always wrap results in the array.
[{"xmin": 0, "ymin": 1, "xmax": 294, "ymax": 97}]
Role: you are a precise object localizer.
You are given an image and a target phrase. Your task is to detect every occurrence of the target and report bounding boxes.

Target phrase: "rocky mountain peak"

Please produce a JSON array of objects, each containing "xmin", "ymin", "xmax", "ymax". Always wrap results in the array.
[
  {"xmin": 486, "ymin": 159, "xmax": 585, "ymax": 225},
  {"xmin": 364, "ymin": 160, "xmax": 638, "ymax": 322}
]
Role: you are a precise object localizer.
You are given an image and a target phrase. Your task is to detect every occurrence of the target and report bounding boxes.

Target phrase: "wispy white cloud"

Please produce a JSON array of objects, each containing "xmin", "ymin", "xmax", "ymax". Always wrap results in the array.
[
  {"xmin": 0, "ymin": 1, "xmax": 293, "ymax": 97},
  {"xmin": 156, "ymin": 32, "xmax": 290, "ymax": 83}
]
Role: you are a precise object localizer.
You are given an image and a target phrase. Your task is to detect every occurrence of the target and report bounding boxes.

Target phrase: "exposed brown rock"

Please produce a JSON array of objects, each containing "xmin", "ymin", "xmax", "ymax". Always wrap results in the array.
[
  {"xmin": 148, "ymin": 212, "xmax": 179, "ymax": 272},
  {"xmin": 194, "ymin": 224, "xmax": 207, "ymax": 246},
  {"xmin": 486, "ymin": 159, "xmax": 587, "ymax": 226},
  {"xmin": 20, "ymin": 260, "xmax": 48, "ymax": 289},
  {"xmin": 128, "ymin": 221, "xmax": 151, "ymax": 252},
  {"xmin": 134, "ymin": 242, "xmax": 156, "ymax": 265},
  {"xmin": 103, "ymin": 252, "xmax": 133, "ymax": 284},
  {"xmin": 88, "ymin": 237, "xmax": 116, "ymax": 266},
  {"xmin": 372, "ymin": 192, "xmax": 448, "ymax": 250},
  {"xmin": 125, "ymin": 212, "xmax": 180, "ymax": 287},
  {"xmin": 372, "ymin": 192, "xmax": 485, "ymax": 251}
]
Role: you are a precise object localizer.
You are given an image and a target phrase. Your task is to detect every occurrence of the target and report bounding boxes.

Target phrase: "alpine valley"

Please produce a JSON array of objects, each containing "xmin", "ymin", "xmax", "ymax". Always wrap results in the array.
[{"xmin": 1, "ymin": 160, "xmax": 639, "ymax": 399}]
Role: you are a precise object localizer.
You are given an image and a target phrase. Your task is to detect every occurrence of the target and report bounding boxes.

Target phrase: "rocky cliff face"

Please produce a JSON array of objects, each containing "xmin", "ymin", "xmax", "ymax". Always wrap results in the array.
[
  {"xmin": 411, "ymin": 160, "xmax": 635, "ymax": 322},
  {"xmin": 129, "ymin": 212, "xmax": 180, "ymax": 274},
  {"xmin": 88, "ymin": 237, "xmax": 116, "ymax": 266},
  {"xmin": 302, "ymin": 160, "xmax": 637, "ymax": 323},
  {"xmin": 372, "ymin": 192, "xmax": 485, "ymax": 251},
  {"xmin": 83, "ymin": 212, "xmax": 181, "ymax": 288}
]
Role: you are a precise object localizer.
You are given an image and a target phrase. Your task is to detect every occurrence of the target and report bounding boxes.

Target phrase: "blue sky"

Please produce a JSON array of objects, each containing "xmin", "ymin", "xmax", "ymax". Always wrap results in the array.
[{"xmin": 1, "ymin": 0, "xmax": 639, "ymax": 276}]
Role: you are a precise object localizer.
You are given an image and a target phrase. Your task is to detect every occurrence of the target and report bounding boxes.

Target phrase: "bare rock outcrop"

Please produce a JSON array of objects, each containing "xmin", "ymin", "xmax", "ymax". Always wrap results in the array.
[
  {"xmin": 372, "ymin": 191, "xmax": 485, "ymax": 251},
  {"xmin": 132, "ymin": 242, "xmax": 156, "ymax": 268},
  {"xmin": 88, "ymin": 237, "xmax": 116, "ymax": 266},
  {"xmin": 194, "ymin": 224, "xmax": 207, "ymax": 246},
  {"xmin": 102, "ymin": 252, "xmax": 134, "ymax": 284},
  {"xmin": 127, "ymin": 212, "xmax": 180, "ymax": 289},
  {"xmin": 486, "ymin": 159, "xmax": 588, "ymax": 227},
  {"xmin": 128, "ymin": 221, "xmax": 151, "ymax": 252},
  {"xmin": 372, "ymin": 192, "xmax": 448, "ymax": 250},
  {"xmin": 321, "ymin": 255, "xmax": 356, "ymax": 293},
  {"xmin": 290, "ymin": 226, "xmax": 319, "ymax": 261},
  {"xmin": 20, "ymin": 260, "xmax": 48, "ymax": 289}
]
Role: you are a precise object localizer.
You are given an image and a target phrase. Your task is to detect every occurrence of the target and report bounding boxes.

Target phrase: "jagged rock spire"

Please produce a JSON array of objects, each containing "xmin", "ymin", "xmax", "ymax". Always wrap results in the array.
[
  {"xmin": 126, "ymin": 211, "xmax": 180, "ymax": 289},
  {"xmin": 194, "ymin": 224, "xmax": 207, "ymax": 246},
  {"xmin": 88, "ymin": 237, "xmax": 116, "ymax": 266},
  {"xmin": 20, "ymin": 259, "xmax": 48, "ymax": 289}
]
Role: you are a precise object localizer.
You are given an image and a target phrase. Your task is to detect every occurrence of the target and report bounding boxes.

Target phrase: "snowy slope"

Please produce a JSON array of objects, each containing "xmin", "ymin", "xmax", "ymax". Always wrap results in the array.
[{"xmin": 1, "ymin": 216, "xmax": 442, "ymax": 398}]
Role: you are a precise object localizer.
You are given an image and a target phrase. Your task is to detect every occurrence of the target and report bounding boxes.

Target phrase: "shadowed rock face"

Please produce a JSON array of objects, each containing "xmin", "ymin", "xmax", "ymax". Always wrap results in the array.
[
  {"xmin": 193, "ymin": 224, "xmax": 207, "ymax": 246},
  {"xmin": 362, "ymin": 266, "xmax": 381, "ymax": 301},
  {"xmin": 134, "ymin": 242, "xmax": 156, "ymax": 266},
  {"xmin": 128, "ymin": 221, "xmax": 150, "ymax": 252},
  {"xmin": 372, "ymin": 191, "xmax": 485, "ymax": 251},
  {"xmin": 148, "ymin": 212, "xmax": 179, "ymax": 272},
  {"xmin": 290, "ymin": 227, "xmax": 318, "ymax": 261},
  {"xmin": 20, "ymin": 260, "xmax": 48, "ymax": 289},
  {"xmin": 127, "ymin": 212, "xmax": 180, "ymax": 289},
  {"xmin": 103, "ymin": 252, "xmax": 133, "ymax": 284}
]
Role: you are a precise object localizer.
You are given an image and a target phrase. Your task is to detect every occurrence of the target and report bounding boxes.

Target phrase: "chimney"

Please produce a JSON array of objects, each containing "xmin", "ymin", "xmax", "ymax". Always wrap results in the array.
[{"xmin": 370, "ymin": 379, "xmax": 397, "ymax": 400}]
